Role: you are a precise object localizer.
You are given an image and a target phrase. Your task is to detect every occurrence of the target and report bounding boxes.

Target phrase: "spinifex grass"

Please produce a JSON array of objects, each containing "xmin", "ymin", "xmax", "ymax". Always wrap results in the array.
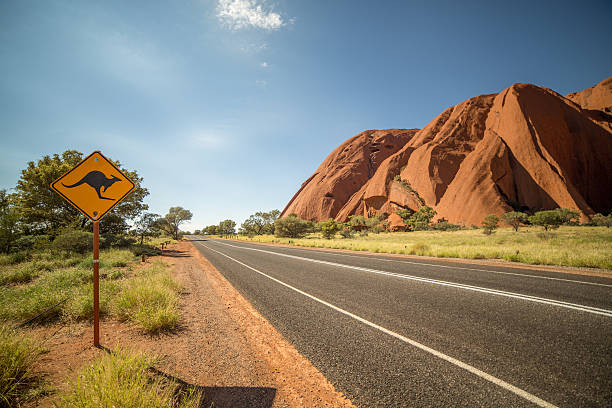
[
  {"xmin": 0, "ymin": 249, "xmax": 135, "ymax": 323},
  {"xmin": 114, "ymin": 261, "xmax": 182, "ymax": 334},
  {"xmin": 0, "ymin": 323, "xmax": 43, "ymax": 407},
  {"xmin": 236, "ymin": 226, "xmax": 612, "ymax": 270},
  {"xmin": 56, "ymin": 348, "xmax": 199, "ymax": 408}
]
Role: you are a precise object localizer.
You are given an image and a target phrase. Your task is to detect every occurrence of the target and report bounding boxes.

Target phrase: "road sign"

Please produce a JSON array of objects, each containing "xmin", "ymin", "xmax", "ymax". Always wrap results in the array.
[{"xmin": 51, "ymin": 151, "xmax": 135, "ymax": 221}]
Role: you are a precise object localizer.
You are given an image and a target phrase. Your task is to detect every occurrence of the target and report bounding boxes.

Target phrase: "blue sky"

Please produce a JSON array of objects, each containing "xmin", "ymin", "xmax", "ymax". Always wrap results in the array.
[{"xmin": 1, "ymin": 0, "xmax": 611, "ymax": 231}]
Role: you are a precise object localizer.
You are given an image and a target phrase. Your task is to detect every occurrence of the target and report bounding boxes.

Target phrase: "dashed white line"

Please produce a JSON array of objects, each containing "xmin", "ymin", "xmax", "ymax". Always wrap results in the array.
[
  {"xmin": 210, "ymin": 240, "xmax": 612, "ymax": 317},
  {"xmin": 199, "ymin": 242, "xmax": 558, "ymax": 408}
]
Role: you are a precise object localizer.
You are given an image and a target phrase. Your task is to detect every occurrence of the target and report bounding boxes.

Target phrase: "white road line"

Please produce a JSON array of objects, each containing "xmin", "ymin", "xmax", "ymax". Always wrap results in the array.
[
  {"xmin": 210, "ymin": 240, "xmax": 612, "ymax": 317},
  {"xmin": 222, "ymin": 239, "xmax": 612, "ymax": 288},
  {"xmin": 200, "ymin": 242, "xmax": 558, "ymax": 408}
]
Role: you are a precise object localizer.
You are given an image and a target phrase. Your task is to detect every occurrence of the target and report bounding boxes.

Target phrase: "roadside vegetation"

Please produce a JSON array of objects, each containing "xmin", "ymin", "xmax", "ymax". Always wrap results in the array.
[
  {"xmin": 56, "ymin": 348, "xmax": 199, "ymax": 408},
  {"xmin": 211, "ymin": 207, "xmax": 612, "ymax": 270},
  {"xmin": 0, "ymin": 324, "xmax": 44, "ymax": 407},
  {"xmin": 0, "ymin": 149, "xmax": 192, "ymax": 406}
]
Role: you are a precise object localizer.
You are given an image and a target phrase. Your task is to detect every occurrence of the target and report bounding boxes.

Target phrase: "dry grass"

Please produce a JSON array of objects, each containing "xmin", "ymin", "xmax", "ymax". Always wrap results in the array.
[
  {"xmin": 55, "ymin": 348, "xmax": 199, "ymax": 408},
  {"xmin": 236, "ymin": 226, "xmax": 612, "ymax": 269}
]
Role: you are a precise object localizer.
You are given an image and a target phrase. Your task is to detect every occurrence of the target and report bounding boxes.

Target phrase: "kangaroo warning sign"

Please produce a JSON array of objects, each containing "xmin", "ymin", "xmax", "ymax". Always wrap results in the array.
[{"xmin": 51, "ymin": 151, "xmax": 135, "ymax": 221}]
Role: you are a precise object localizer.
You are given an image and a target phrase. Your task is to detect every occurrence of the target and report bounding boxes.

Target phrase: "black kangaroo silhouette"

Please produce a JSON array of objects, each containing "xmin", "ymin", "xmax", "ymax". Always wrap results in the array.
[{"xmin": 62, "ymin": 171, "xmax": 121, "ymax": 201}]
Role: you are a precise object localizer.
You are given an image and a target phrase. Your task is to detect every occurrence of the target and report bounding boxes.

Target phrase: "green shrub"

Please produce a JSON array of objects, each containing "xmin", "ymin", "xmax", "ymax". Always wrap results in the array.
[
  {"xmin": 0, "ymin": 324, "xmax": 43, "ymax": 407},
  {"xmin": 274, "ymin": 214, "xmax": 313, "ymax": 238},
  {"xmin": 56, "ymin": 348, "xmax": 199, "ymax": 408},
  {"xmin": 130, "ymin": 245, "xmax": 162, "ymax": 257},
  {"xmin": 53, "ymin": 230, "xmax": 94, "ymax": 254},
  {"xmin": 320, "ymin": 219, "xmax": 340, "ymax": 239},
  {"xmin": 482, "ymin": 214, "xmax": 500, "ymax": 235},
  {"xmin": 501, "ymin": 211, "xmax": 528, "ymax": 232}
]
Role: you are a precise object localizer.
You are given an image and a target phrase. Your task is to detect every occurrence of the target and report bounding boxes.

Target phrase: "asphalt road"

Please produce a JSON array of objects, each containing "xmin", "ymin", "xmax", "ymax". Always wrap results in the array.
[{"xmin": 190, "ymin": 237, "xmax": 612, "ymax": 407}]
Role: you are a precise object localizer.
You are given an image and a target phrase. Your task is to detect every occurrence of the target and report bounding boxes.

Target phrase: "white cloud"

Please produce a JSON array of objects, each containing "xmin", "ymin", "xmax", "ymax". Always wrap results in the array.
[
  {"xmin": 255, "ymin": 79, "xmax": 267, "ymax": 87},
  {"xmin": 260, "ymin": 61, "xmax": 268, "ymax": 68},
  {"xmin": 217, "ymin": 0, "xmax": 286, "ymax": 30}
]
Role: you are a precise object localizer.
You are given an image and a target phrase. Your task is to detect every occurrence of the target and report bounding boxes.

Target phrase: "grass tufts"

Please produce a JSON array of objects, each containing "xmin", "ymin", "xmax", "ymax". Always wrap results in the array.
[
  {"xmin": 55, "ymin": 348, "xmax": 199, "ymax": 408},
  {"xmin": 0, "ymin": 323, "xmax": 43, "ymax": 407},
  {"xmin": 114, "ymin": 262, "xmax": 181, "ymax": 334}
]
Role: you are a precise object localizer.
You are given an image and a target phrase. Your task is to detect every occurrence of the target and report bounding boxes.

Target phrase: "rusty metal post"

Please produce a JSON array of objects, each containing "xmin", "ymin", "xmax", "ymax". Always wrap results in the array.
[{"xmin": 93, "ymin": 221, "xmax": 100, "ymax": 347}]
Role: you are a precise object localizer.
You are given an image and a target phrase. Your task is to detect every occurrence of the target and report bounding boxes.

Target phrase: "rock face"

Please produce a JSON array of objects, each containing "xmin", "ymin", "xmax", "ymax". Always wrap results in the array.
[{"xmin": 281, "ymin": 78, "xmax": 612, "ymax": 226}]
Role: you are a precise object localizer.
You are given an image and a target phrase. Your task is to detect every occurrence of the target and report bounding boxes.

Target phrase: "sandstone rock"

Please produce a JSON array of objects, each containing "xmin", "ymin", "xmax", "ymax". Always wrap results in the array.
[
  {"xmin": 283, "ymin": 78, "xmax": 612, "ymax": 227},
  {"xmin": 280, "ymin": 129, "xmax": 418, "ymax": 221}
]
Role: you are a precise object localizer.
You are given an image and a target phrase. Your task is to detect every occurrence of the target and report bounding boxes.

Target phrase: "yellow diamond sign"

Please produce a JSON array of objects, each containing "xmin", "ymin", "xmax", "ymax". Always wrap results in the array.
[{"xmin": 50, "ymin": 151, "xmax": 135, "ymax": 221}]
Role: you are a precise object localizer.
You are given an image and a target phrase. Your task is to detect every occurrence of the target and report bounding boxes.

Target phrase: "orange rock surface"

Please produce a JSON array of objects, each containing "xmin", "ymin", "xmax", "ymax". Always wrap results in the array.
[{"xmin": 282, "ymin": 78, "xmax": 612, "ymax": 226}]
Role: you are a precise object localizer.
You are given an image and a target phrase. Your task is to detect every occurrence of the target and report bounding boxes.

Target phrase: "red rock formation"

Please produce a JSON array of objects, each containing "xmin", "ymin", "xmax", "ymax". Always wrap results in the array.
[
  {"xmin": 566, "ymin": 76, "xmax": 612, "ymax": 112},
  {"xmin": 280, "ymin": 129, "xmax": 419, "ymax": 220},
  {"xmin": 282, "ymin": 78, "xmax": 612, "ymax": 226}
]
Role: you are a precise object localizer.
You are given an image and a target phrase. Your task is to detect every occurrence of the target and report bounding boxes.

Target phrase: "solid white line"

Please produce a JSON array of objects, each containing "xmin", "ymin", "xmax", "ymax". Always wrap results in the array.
[
  {"xmin": 212, "ymin": 240, "xmax": 612, "ymax": 317},
  {"xmin": 224, "ymin": 239, "xmax": 612, "ymax": 288},
  {"xmin": 200, "ymin": 242, "xmax": 558, "ymax": 408}
]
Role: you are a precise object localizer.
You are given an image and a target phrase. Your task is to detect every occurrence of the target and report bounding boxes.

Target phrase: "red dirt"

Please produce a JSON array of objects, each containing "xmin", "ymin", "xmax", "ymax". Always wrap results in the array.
[{"xmin": 24, "ymin": 242, "xmax": 356, "ymax": 408}]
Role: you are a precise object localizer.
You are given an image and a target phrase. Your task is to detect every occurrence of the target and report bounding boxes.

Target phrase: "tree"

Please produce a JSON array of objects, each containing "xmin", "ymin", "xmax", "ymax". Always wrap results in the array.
[
  {"xmin": 159, "ymin": 207, "xmax": 193, "ymax": 239},
  {"xmin": 204, "ymin": 225, "xmax": 219, "ymax": 235},
  {"xmin": 274, "ymin": 214, "xmax": 313, "ymax": 238},
  {"xmin": 348, "ymin": 215, "xmax": 367, "ymax": 231},
  {"xmin": 406, "ymin": 206, "xmax": 436, "ymax": 231},
  {"xmin": 557, "ymin": 208, "xmax": 581, "ymax": 225},
  {"xmin": 501, "ymin": 211, "xmax": 528, "ymax": 232},
  {"xmin": 133, "ymin": 212, "xmax": 161, "ymax": 245},
  {"xmin": 395, "ymin": 209, "xmax": 413, "ymax": 223},
  {"xmin": 0, "ymin": 189, "xmax": 21, "ymax": 253},
  {"xmin": 218, "ymin": 219, "xmax": 236, "ymax": 235},
  {"xmin": 14, "ymin": 150, "xmax": 149, "ymax": 235},
  {"xmin": 482, "ymin": 214, "xmax": 499, "ymax": 235},
  {"xmin": 320, "ymin": 218, "xmax": 340, "ymax": 239},
  {"xmin": 591, "ymin": 213, "xmax": 612, "ymax": 228},
  {"xmin": 529, "ymin": 210, "xmax": 564, "ymax": 231},
  {"xmin": 239, "ymin": 210, "xmax": 280, "ymax": 235}
]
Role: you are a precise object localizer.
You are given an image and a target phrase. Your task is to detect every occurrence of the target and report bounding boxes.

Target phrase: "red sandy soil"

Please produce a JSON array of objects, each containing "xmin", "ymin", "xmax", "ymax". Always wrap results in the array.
[{"xmin": 23, "ymin": 242, "xmax": 355, "ymax": 408}]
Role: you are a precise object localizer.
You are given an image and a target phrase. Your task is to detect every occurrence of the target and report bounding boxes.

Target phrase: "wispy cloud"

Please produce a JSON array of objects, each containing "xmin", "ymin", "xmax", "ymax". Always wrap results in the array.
[
  {"xmin": 216, "ymin": 0, "xmax": 286, "ymax": 31},
  {"xmin": 255, "ymin": 79, "xmax": 267, "ymax": 87},
  {"xmin": 260, "ymin": 61, "xmax": 268, "ymax": 68}
]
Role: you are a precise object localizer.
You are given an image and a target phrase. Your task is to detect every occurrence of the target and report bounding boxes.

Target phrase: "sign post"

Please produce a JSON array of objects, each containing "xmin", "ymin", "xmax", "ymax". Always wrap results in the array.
[
  {"xmin": 51, "ymin": 151, "xmax": 135, "ymax": 347},
  {"xmin": 93, "ymin": 221, "xmax": 100, "ymax": 345}
]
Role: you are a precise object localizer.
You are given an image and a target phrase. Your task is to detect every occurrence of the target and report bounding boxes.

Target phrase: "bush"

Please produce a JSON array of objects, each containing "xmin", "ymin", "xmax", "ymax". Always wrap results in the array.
[
  {"xmin": 482, "ymin": 214, "xmax": 499, "ymax": 235},
  {"xmin": 56, "ymin": 348, "xmax": 199, "ymax": 408},
  {"xmin": 501, "ymin": 211, "xmax": 528, "ymax": 232},
  {"xmin": 274, "ymin": 214, "xmax": 313, "ymax": 238},
  {"xmin": 320, "ymin": 219, "xmax": 340, "ymax": 239},
  {"xmin": 529, "ymin": 210, "xmax": 563, "ymax": 231},
  {"xmin": 130, "ymin": 245, "xmax": 162, "ymax": 257},
  {"xmin": 53, "ymin": 230, "xmax": 94, "ymax": 254},
  {"xmin": 13, "ymin": 235, "xmax": 51, "ymax": 252},
  {"xmin": 339, "ymin": 227, "xmax": 354, "ymax": 239},
  {"xmin": 102, "ymin": 234, "xmax": 136, "ymax": 249},
  {"xmin": 0, "ymin": 324, "xmax": 43, "ymax": 407},
  {"xmin": 591, "ymin": 213, "xmax": 612, "ymax": 227}
]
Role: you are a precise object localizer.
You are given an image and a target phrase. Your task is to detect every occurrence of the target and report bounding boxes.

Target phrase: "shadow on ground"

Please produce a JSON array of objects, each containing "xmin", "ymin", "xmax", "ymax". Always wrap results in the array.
[
  {"xmin": 152, "ymin": 365, "xmax": 276, "ymax": 408},
  {"xmin": 98, "ymin": 345, "xmax": 276, "ymax": 408},
  {"xmin": 162, "ymin": 249, "xmax": 191, "ymax": 258}
]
